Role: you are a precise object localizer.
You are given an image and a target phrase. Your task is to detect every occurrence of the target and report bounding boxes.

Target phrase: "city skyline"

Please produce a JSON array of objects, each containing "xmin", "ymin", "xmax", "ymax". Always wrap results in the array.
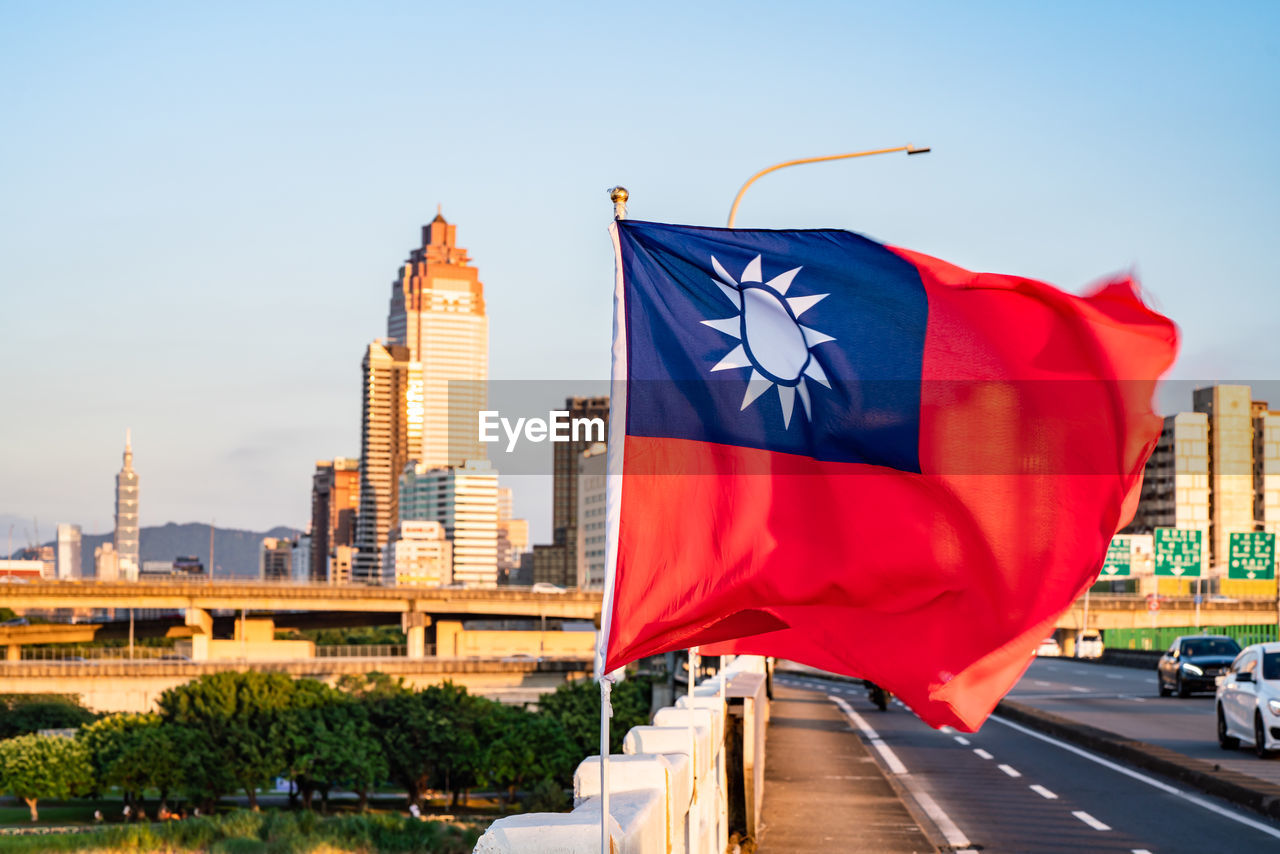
[{"xmin": 2, "ymin": 1, "xmax": 1277, "ymax": 538}]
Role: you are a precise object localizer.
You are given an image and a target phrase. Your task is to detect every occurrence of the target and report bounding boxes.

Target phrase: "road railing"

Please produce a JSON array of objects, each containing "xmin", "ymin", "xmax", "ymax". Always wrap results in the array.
[{"xmin": 474, "ymin": 655, "xmax": 770, "ymax": 853}]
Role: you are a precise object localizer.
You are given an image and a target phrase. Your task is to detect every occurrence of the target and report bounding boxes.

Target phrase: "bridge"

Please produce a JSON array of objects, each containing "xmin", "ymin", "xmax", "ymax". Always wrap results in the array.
[
  {"xmin": 0, "ymin": 580, "xmax": 604, "ymax": 661},
  {"xmin": 1054, "ymin": 594, "xmax": 1280, "ymax": 630}
]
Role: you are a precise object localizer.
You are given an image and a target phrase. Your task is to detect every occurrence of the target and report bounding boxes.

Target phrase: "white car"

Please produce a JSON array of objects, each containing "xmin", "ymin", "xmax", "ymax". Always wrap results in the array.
[
  {"xmin": 1076, "ymin": 630, "xmax": 1104, "ymax": 659},
  {"xmin": 1215, "ymin": 641, "xmax": 1280, "ymax": 758},
  {"xmin": 1036, "ymin": 637, "xmax": 1062, "ymax": 657}
]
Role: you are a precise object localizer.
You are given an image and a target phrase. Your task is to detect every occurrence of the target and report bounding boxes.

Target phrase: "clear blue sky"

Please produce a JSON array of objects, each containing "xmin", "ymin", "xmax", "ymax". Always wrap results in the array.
[{"xmin": 1, "ymin": 0, "xmax": 1276, "ymax": 541}]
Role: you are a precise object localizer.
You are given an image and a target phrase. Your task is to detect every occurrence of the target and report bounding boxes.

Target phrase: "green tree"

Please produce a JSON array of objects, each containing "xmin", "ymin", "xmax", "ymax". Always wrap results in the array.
[
  {"xmin": 0, "ymin": 694, "xmax": 97, "ymax": 739},
  {"xmin": 364, "ymin": 689, "xmax": 445, "ymax": 809},
  {"xmin": 0, "ymin": 733, "xmax": 93, "ymax": 821},
  {"xmin": 538, "ymin": 676, "xmax": 653, "ymax": 758},
  {"xmin": 422, "ymin": 682, "xmax": 486, "ymax": 808},
  {"xmin": 80, "ymin": 713, "xmax": 189, "ymax": 812},
  {"xmin": 480, "ymin": 707, "xmax": 575, "ymax": 810},
  {"xmin": 157, "ymin": 671, "xmax": 297, "ymax": 810},
  {"xmin": 304, "ymin": 697, "xmax": 387, "ymax": 812}
]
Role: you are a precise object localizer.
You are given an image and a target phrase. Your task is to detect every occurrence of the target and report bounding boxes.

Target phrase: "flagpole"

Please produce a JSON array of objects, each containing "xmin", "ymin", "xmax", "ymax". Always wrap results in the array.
[
  {"xmin": 726, "ymin": 144, "xmax": 931, "ymax": 227},
  {"xmin": 598, "ymin": 184, "xmax": 630, "ymax": 854}
]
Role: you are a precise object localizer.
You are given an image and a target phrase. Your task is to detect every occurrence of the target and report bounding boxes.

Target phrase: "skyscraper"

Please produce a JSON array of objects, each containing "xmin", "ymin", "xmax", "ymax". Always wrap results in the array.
[
  {"xmin": 400, "ymin": 460, "xmax": 499, "ymax": 587},
  {"xmin": 534, "ymin": 395, "xmax": 609, "ymax": 588},
  {"xmin": 353, "ymin": 342, "xmax": 423, "ymax": 584},
  {"xmin": 311, "ymin": 457, "xmax": 359, "ymax": 582},
  {"xmin": 1193, "ymin": 385, "xmax": 1256, "ymax": 566},
  {"xmin": 55, "ymin": 523, "xmax": 82, "ymax": 580},
  {"xmin": 385, "ymin": 210, "xmax": 488, "ymax": 469},
  {"xmin": 114, "ymin": 430, "xmax": 140, "ymax": 577},
  {"xmin": 496, "ymin": 486, "xmax": 529, "ymax": 584}
]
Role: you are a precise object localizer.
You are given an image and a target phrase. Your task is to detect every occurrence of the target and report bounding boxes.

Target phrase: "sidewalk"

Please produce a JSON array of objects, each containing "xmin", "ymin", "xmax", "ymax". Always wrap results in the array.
[{"xmin": 757, "ymin": 683, "xmax": 934, "ymax": 853}]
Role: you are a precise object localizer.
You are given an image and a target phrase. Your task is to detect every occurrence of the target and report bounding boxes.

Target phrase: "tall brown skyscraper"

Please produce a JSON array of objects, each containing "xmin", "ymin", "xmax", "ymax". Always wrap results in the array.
[
  {"xmin": 386, "ymin": 210, "xmax": 488, "ymax": 469},
  {"xmin": 353, "ymin": 342, "xmax": 423, "ymax": 583},
  {"xmin": 311, "ymin": 457, "xmax": 359, "ymax": 582},
  {"xmin": 534, "ymin": 395, "xmax": 609, "ymax": 588}
]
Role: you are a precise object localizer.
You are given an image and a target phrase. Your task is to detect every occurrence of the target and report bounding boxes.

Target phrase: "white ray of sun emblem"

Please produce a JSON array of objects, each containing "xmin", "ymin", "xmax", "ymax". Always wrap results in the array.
[{"xmin": 700, "ymin": 254, "xmax": 836, "ymax": 428}]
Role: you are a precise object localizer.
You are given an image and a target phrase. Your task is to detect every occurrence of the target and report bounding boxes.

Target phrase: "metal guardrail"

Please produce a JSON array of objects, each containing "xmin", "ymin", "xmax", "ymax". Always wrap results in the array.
[
  {"xmin": 313, "ymin": 644, "xmax": 417, "ymax": 658},
  {"xmin": 18, "ymin": 645, "xmax": 185, "ymax": 661}
]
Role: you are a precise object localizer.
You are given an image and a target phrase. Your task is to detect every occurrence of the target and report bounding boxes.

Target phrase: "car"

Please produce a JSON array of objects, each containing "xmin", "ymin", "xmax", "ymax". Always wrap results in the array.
[
  {"xmin": 1215, "ymin": 641, "xmax": 1280, "ymax": 758},
  {"xmin": 1157, "ymin": 634, "xmax": 1241, "ymax": 697},
  {"xmin": 530, "ymin": 582, "xmax": 566, "ymax": 594},
  {"xmin": 1036, "ymin": 637, "xmax": 1062, "ymax": 657},
  {"xmin": 1076, "ymin": 630, "xmax": 1104, "ymax": 659}
]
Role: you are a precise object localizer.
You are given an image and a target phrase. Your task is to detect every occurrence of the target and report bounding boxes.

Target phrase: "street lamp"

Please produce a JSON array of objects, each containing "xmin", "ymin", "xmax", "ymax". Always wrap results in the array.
[{"xmin": 727, "ymin": 144, "xmax": 931, "ymax": 227}]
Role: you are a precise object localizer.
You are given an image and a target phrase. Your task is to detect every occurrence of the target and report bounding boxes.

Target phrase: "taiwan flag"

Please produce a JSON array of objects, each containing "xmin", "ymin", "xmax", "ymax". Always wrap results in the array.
[{"xmin": 598, "ymin": 219, "xmax": 1177, "ymax": 731}]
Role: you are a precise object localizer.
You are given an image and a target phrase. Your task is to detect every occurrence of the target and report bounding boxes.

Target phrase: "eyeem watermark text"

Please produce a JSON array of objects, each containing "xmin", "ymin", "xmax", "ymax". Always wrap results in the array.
[{"xmin": 479, "ymin": 410, "xmax": 606, "ymax": 452}]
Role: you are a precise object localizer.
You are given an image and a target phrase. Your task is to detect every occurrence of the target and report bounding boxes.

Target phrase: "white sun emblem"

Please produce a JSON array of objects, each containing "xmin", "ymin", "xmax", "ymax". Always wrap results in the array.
[{"xmin": 700, "ymin": 254, "xmax": 836, "ymax": 428}]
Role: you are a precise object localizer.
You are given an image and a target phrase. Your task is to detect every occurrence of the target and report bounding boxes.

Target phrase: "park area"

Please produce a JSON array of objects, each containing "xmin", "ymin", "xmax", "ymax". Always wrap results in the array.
[{"xmin": 0, "ymin": 670, "xmax": 655, "ymax": 852}]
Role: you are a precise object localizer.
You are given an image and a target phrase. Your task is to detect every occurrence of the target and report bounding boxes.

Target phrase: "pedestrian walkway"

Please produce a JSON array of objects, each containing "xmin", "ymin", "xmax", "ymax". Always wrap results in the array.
[{"xmin": 757, "ymin": 683, "xmax": 934, "ymax": 853}]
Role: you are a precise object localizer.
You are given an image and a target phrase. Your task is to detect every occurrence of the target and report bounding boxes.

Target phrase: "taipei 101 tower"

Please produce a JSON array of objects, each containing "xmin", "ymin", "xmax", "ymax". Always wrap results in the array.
[{"xmin": 114, "ymin": 430, "xmax": 140, "ymax": 577}]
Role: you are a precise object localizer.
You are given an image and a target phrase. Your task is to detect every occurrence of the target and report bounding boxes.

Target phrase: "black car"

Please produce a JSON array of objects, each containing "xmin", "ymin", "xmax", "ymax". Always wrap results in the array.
[{"xmin": 1157, "ymin": 635, "xmax": 1241, "ymax": 697}]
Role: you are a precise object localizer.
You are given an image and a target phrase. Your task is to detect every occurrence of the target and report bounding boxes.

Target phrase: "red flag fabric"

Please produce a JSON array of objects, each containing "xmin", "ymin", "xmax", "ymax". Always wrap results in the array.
[{"xmin": 600, "ymin": 220, "xmax": 1177, "ymax": 731}]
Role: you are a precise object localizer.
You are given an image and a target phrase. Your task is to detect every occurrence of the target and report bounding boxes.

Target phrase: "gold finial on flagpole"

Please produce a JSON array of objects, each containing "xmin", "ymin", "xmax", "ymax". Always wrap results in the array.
[{"xmin": 608, "ymin": 186, "xmax": 629, "ymax": 220}]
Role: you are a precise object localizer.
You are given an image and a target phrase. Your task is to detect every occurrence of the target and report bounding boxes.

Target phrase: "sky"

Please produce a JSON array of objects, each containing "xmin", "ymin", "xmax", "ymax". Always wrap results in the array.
[{"xmin": 1, "ymin": 0, "xmax": 1277, "ymax": 542}]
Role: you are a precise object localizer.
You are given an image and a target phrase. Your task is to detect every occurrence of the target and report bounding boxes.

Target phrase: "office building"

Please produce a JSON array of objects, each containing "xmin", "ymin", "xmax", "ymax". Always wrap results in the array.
[
  {"xmin": 1193, "ymin": 385, "xmax": 1255, "ymax": 566},
  {"xmin": 383, "ymin": 520, "xmax": 452, "ymax": 586},
  {"xmin": 291, "ymin": 535, "xmax": 312, "ymax": 583},
  {"xmin": 55, "ymin": 524, "xmax": 81, "ymax": 580},
  {"xmin": 534, "ymin": 395, "xmax": 609, "ymax": 588},
  {"xmin": 400, "ymin": 459, "xmax": 498, "ymax": 587},
  {"xmin": 114, "ymin": 429, "xmax": 140, "ymax": 578},
  {"xmin": 311, "ymin": 457, "xmax": 359, "ymax": 582},
  {"xmin": 576, "ymin": 443, "xmax": 608, "ymax": 590},
  {"xmin": 331, "ymin": 545, "xmax": 354, "ymax": 585},
  {"xmin": 496, "ymin": 486, "xmax": 529, "ymax": 584},
  {"xmin": 1253, "ymin": 401, "xmax": 1280, "ymax": 535},
  {"xmin": 94, "ymin": 542, "xmax": 120, "ymax": 582},
  {"xmin": 385, "ymin": 210, "xmax": 489, "ymax": 469},
  {"xmin": 353, "ymin": 342, "xmax": 423, "ymax": 583},
  {"xmin": 260, "ymin": 537, "xmax": 292, "ymax": 582}
]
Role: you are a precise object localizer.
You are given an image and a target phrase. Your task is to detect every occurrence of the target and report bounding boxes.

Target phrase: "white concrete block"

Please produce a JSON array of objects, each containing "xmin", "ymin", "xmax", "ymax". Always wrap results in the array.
[
  {"xmin": 474, "ymin": 809, "xmax": 621, "ymax": 853},
  {"xmin": 574, "ymin": 754, "xmax": 671, "ymax": 803},
  {"xmin": 622, "ymin": 727, "xmax": 695, "ymax": 810}
]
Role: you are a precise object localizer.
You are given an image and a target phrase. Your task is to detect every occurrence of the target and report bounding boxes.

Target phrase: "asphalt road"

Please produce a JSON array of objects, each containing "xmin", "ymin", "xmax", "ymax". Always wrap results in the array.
[
  {"xmin": 1009, "ymin": 657, "xmax": 1280, "ymax": 787},
  {"xmin": 776, "ymin": 671, "xmax": 1280, "ymax": 854}
]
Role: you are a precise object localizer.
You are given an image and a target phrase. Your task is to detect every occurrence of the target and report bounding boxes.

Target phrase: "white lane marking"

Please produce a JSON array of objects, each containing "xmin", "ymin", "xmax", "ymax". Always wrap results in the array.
[
  {"xmin": 831, "ymin": 696, "xmax": 907, "ymax": 774},
  {"xmin": 1130, "ymin": 697, "xmax": 1147, "ymax": 703},
  {"xmin": 830, "ymin": 694, "xmax": 972, "ymax": 850},
  {"xmin": 940, "ymin": 726, "xmax": 955, "ymax": 734},
  {"xmin": 991, "ymin": 715, "xmax": 1280, "ymax": 841},
  {"xmin": 997, "ymin": 764, "xmax": 1021, "ymax": 778},
  {"xmin": 974, "ymin": 748, "xmax": 993, "ymax": 760},
  {"xmin": 1132, "ymin": 849, "xmax": 1154, "ymax": 854},
  {"xmin": 1030, "ymin": 784, "xmax": 1059, "ymax": 799},
  {"xmin": 1073, "ymin": 811, "xmax": 1111, "ymax": 831},
  {"xmin": 1106, "ymin": 674, "xmax": 1124, "ymax": 680},
  {"xmin": 1070, "ymin": 686, "xmax": 1091, "ymax": 693},
  {"xmin": 1034, "ymin": 680, "xmax": 1051, "ymax": 686},
  {"xmin": 954, "ymin": 735, "xmax": 971, "ymax": 746}
]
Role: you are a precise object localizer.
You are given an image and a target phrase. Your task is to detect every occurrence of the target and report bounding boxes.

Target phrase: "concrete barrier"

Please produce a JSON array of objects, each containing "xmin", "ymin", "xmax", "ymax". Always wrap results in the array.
[{"xmin": 474, "ymin": 656, "xmax": 769, "ymax": 853}]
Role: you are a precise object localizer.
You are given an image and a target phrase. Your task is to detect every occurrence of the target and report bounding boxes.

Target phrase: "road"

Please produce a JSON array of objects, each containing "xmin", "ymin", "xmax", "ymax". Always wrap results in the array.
[
  {"xmin": 776, "ymin": 670, "xmax": 1280, "ymax": 853},
  {"xmin": 1009, "ymin": 657, "xmax": 1280, "ymax": 787}
]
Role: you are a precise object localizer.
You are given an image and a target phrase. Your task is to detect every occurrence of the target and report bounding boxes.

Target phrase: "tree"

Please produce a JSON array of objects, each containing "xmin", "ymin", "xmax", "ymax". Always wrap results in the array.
[
  {"xmin": 80, "ymin": 713, "xmax": 189, "ymax": 812},
  {"xmin": 0, "ymin": 694, "xmax": 97, "ymax": 739},
  {"xmin": 364, "ymin": 689, "xmax": 446, "ymax": 809},
  {"xmin": 0, "ymin": 733, "xmax": 93, "ymax": 821},
  {"xmin": 422, "ymin": 682, "xmax": 486, "ymax": 808},
  {"xmin": 304, "ymin": 697, "xmax": 387, "ymax": 812},
  {"xmin": 480, "ymin": 707, "xmax": 575, "ymax": 810},
  {"xmin": 538, "ymin": 675, "xmax": 653, "ymax": 758},
  {"xmin": 157, "ymin": 671, "xmax": 298, "ymax": 809}
]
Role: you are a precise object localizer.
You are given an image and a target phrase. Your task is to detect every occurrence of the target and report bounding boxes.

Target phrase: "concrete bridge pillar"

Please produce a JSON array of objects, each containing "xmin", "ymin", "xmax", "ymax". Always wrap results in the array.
[
  {"xmin": 5, "ymin": 644, "xmax": 20, "ymax": 662},
  {"xmin": 184, "ymin": 608, "xmax": 212, "ymax": 662},
  {"xmin": 402, "ymin": 613, "xmax": 431, "ymax": 659}
]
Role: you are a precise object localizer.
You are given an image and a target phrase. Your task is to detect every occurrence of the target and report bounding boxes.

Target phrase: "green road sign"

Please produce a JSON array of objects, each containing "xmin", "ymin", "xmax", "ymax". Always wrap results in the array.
[
  {"xmin": 1101, "ymin": 535, "xmax": 1132, "ymax": 576},
  {"xmin": 1228, "ymin": 531, "xmax": 1276, "ymax": 580},
  {"xmin": 1154, "ymin": 528, "xmax": 1202, "ymax": 578}
]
